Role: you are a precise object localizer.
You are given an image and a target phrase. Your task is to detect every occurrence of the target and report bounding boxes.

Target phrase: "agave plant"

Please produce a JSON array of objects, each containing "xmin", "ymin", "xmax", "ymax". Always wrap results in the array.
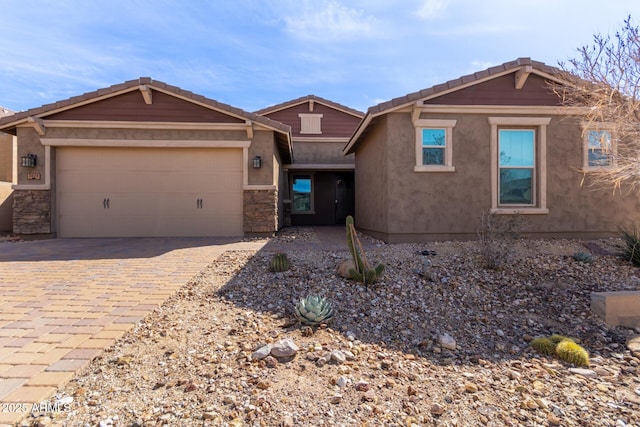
[
  {"xmin": 573, "ymin": 251, "xmax": 593, "ymax": 263},
  {"xmin": 294, "ymin": 295, "xmax": 334, "ymax": 326}
]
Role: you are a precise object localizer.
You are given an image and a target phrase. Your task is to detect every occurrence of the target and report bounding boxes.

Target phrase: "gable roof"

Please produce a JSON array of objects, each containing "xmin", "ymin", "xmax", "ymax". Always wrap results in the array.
[
  {"xmin": 256, "ymin": 94, "xmax": 364, "ymax": 118},
  {"xmin": 0, "ymin": 78, "xmax": 293, "ymax": 162},
  {"xmin": 344, "ymin": 58, "xmax": 565, "ymax": 154}
]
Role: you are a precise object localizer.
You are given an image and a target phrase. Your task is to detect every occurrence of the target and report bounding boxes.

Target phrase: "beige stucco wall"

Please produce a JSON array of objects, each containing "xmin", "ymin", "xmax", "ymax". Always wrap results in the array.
[
  {"xmin": 16, "ymin": 127, "xmax": 46, "ymax": 186},
  {"xmin": 354, "ymin": 116, "xmax": 389, "ymax": 237},
  {"xmin": 248, "ymin": 130, "xmax": 276, "ymax": 186},
  {"xmin": 356, "ymin": 111, "xmax": 640, "ymax": 242},
  {"xmin": 292, "ymin": 141, "xmax": 354, "ymax": 165}
]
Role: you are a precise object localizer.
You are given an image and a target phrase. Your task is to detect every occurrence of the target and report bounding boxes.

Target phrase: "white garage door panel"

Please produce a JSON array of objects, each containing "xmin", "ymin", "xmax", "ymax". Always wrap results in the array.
[{"xmin": 57, "ymin": 147, "xmax": 244, "ymax": 237}]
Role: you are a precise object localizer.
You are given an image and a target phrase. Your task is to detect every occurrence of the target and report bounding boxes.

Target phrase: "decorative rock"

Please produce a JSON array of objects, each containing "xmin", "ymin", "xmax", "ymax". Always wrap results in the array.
[
  {"xmin": 336, "ymin": 376, "xmax": 348, "ymax": 388},
  {"xmin": 627, "ymin": 335, "xmax": 640, "ymax": 355},
  {"xmin": 362, "ymin": 389, "xmax": 377, "ymax": 403},
  {"xmin": 568, "ymin": 368, "xmax": 597, "ymax": 378},
  {"xmin": 439, "ymin": 333, "xmax": 457, "ymax": 350},
  {"xmin": 252, "ymin": 345, "xmax": 272, "ymax": 361},
  {"xmin": 282, "ymin": 415, "xmax": 295, "ymax": 427},
  {"xmin": 336, "ymin": 260, "xmax": 355, "ymax": 278},
  {"xmin": 331, "ymin": 350, "xmax": 346, "ymax": 364},
  {"xmin": 343, "ymin": 350, "xmax": 356, "ymax": 361},
  {"xmin": 330, "ymin": 394, "xmax": 343, "ymax": 404},
  {"xmin": 203, "ymin": 412, "xmax": 219, "ymax": 421},
  {"xmin": 430, "ymin": 403, "xmax": 445, "ymax": 416},
  {"xmin": 316, "ymin": 356, "xmax": 330, "ymax": 367},
  {"xmin": 355, "ymin": 380, "xmax": 370, "ymax": 392},
  {"xmin": 264, "ymin": 355, "xmax": 278, "ymax": 368},
  {"xmin": 464, "ymin": 382, "xmax": 479, "ymax": 393},
  {"xmin": 271, "ymin": 338, "xmax": 299, "ymax": 358}
]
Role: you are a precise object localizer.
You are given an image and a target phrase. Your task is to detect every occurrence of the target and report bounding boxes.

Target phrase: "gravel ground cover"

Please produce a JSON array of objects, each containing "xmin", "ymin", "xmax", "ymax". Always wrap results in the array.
[{"xmin": 25, "ymin": 228, "xmax": 640, "ymax": 427}]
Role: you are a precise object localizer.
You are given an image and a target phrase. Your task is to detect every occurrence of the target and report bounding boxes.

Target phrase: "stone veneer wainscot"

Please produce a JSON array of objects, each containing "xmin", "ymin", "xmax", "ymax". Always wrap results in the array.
[
  {"xmin": 243, "ymin": 189, "xmax": 278, "ymax": 233},
  {"xmin": 13, "ymin": 189, "xmax": 51, "ymax": 234}
]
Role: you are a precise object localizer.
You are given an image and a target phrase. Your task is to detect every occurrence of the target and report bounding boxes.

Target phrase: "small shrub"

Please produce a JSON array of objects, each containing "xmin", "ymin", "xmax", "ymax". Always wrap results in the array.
[
  {"xmin": 269, "ymin": 253, "xmax": 290, "ymax": 272},
  {"xmin": 477, "ymin": 210, "xmax": 525, "ymax": 270},
  {"xmin": 294, "ymin": 295, "xmax": 334, "ymax": 326},
  {"xmin": 620, "ymin": 227, "xmax": 640, "ymax": 266},
  {"xmin": 573, "ymin": 251, "xmax": 593, "ymax": 263}
]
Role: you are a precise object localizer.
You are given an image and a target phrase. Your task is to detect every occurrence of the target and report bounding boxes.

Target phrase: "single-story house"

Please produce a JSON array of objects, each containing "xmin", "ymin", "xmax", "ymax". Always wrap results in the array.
[
  {"xmin": 344, "ymin": 58, "xmax": 640, "ymax": 242},
  {"xmin": 256, "ymin": 95, "xmax": 363, "ymax": 226},
  {"xmin": 0, "ymin": 79, "xmax": 293, "ymax": 237},
  {"xmin": 0, "ymin": 58, "xmax": 637, "ymax": 240}
]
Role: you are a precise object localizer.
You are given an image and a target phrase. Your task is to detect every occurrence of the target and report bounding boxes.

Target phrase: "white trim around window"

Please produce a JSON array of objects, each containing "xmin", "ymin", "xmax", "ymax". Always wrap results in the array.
[
  {"xmin": 413, "ymin": 119, "xmax": 457, "ymax": 172},
  {"xmin": 488, "ymin": 117, "xmax": 550, "ymax": 214}
]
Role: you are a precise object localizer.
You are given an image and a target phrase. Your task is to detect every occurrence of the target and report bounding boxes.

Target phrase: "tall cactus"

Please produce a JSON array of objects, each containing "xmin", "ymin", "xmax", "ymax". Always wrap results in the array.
[{"xmin": 345, "ymin": 215, "xmax": 384, "ymax": 287}]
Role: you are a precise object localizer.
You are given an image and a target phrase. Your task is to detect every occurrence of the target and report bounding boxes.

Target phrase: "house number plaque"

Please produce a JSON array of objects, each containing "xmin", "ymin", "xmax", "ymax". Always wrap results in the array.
[{"xmin": 27, "ymin": 173, "xmax": 41, "ymax": 180}]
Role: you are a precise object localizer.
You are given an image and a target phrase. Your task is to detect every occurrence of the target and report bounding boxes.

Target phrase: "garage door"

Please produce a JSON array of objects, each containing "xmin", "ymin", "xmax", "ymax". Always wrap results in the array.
[{"xmin": 56, "ymin": 147, "xmax": 243, "ymax": 237}]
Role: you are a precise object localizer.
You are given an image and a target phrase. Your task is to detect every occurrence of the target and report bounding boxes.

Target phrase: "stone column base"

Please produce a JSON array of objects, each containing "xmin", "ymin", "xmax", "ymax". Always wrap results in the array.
[
  {"xmin": 244, "ymin": 189, "xmax": 278, "ymax": 233},
  {"xmin": 13, "ymin": 189, "xmax": 51, "ymax": 234}
]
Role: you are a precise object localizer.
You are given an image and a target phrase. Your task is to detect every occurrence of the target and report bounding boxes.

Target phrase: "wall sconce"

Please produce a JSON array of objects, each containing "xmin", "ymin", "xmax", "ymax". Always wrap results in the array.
[
  {"xmin": 253, "ymin": 156, "xmax": 262, "ymax": 168},
  {"xmin": 21, "ymin": 154, "xmax": 37, "ymax": 168}
]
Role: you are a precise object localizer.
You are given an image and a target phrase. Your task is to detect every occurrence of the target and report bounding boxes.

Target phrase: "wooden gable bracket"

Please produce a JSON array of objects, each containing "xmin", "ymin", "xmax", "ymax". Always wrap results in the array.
[
  {"xmin": 27, "ymin": 116, "xmax": 46, "ymax": 136},
  {"xmin": 245, "ymin": 120, "xmax": 254, "ymax": 139},
  {"xmin": 309, "ymin": 100, "xmax": 314, "ymax": 112},
  {"xmin": 515, "ymin": 65, "xmax": 533, "ymax": 90},
  {"xmin": 139, "ymin": 85, "xmax": 153, "ymax": 104}
]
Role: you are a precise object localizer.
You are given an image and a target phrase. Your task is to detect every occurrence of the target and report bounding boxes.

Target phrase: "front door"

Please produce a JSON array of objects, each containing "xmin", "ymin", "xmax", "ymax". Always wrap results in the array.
[{"xmin": 334, "ymin": 172, "xmax": 354, "ymax": 224}]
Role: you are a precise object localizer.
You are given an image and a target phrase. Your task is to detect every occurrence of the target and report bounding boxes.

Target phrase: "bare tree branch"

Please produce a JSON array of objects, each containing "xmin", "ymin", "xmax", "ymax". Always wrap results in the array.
[{"xmin": 552, "ymin": 16, "xmax": 640, "ymax": 193}]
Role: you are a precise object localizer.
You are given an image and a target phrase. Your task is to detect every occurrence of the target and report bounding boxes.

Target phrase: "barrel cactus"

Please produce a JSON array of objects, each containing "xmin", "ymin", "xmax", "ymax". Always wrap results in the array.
[
  {"xmin": 294, "ymin": 295, "xmax": 334, "ymax": 326},
  {"xmin": 530, "ymin": 334, "xmax": 589, "ymax": 367},
  {"xmin": 269, "ymin": 253, "xmax": 290, "ymax": 272}
]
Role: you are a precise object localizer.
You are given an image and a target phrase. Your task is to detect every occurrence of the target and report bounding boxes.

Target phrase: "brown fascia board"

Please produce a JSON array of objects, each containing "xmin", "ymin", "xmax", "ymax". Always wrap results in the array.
[
  {"xmin": 344, "ymin": 58, "xmax": 567, "ymax": 154},
  {"xmin": 255, "ymin": 94, "xmax": 365, "ymax": 118}
]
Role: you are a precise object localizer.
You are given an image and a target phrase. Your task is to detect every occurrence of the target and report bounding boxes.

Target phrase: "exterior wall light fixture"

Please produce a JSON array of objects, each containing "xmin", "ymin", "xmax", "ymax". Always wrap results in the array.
[
  {"xmin": 253, "ymin": 156, "xmax": 262, "ymax": 168},
  {"xmin": 21, "ymin": 154, "xmax": 37, "ymax": 168}
]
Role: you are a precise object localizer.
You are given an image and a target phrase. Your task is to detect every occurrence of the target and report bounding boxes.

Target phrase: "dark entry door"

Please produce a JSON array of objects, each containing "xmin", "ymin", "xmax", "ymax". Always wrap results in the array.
[{"xmin": 334, "ymin": 172, "xmax": 354, "ymax": 224}]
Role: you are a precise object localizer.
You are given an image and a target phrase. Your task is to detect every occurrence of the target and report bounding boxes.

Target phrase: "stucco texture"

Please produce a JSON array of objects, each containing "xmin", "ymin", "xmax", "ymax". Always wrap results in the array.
[{"xmin": 355, "ymin": 112, "xmax": 640, "ymax": 242}]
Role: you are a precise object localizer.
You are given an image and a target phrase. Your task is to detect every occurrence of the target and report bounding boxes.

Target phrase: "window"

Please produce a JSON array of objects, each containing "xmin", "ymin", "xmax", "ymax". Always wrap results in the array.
[
  {"xmin": 488, "ymin": 117, "xmax": 550, "ymax": 214},
  {"xmin": 584, "ymin": 129, "xmax": 614, "ymax": 169},
  {"xmin": 499, "ymin": 129, "xmax": 535, "ymax": 205},
  {"xmin": 299, "ymin": 114, "xmax": 323, "ymax": 134},
  {"xmin": 292, "ymin": 175, "xmax": 313, "ymax": 213},
  {"xmin": 413, "ymin": 119, "xmax": 456, "ymax": 172}
]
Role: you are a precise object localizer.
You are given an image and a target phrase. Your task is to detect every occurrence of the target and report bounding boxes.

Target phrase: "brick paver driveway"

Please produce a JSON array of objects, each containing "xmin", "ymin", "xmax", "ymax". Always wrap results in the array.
[{"xmin": 0, "ymin": 237, "xmax": 265, "ymax": 424}]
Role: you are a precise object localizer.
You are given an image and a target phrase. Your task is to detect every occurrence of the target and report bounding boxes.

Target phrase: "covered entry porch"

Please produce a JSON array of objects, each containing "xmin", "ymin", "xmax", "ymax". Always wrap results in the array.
[{"xmin": 284, "ymin": 167, "xmax": 354, "ymax": 226}]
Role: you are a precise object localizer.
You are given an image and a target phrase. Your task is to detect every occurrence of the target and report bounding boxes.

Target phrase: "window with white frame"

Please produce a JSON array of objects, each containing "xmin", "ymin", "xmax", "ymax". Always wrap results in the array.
[
  {"xmin": 292, "ymin": 175, "xmax": 313, "ymax": 213},
  {"xmin": 584, "ymin": 129, "xmax": 614, "ymax": 169},
  {"xmin": 498, "ymin": 129, "xmax": 535, "ymax": 206},
  {"xmin": 414, "ymin": 119, "xmax": 456, "ymax": 172},
  {"xmin": 488, "ymin": 117, "xmax": 550, "ymax": 214}
]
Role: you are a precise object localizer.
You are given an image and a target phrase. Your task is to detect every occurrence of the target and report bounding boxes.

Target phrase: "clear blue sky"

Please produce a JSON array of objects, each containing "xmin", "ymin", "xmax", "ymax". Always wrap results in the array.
[{"xmin": 1, "ymin": 0, "xmax": 639, "ymax": 113}]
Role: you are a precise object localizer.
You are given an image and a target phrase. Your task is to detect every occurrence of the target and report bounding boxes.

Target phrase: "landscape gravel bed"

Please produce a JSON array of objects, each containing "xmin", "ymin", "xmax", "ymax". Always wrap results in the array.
[{"xmin": 31, "ymin": 229, "xmax": 640, "ymax": 427}]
